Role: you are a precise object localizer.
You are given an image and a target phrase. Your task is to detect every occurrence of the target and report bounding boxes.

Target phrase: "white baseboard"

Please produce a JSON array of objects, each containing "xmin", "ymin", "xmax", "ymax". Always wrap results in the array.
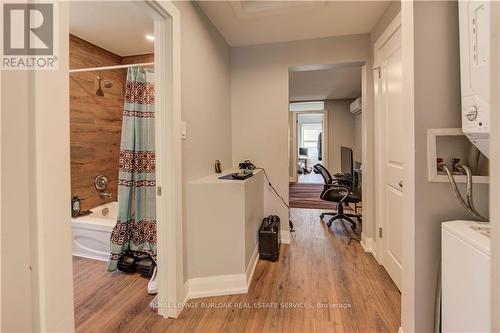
[
  {"xmin": 360, "ymin": 233, "xmax": 375, "ymax": 254},
  {"xmin": 188, "ymin": 274, "xmax": 248, "ymax": 299},
  {"xmin": 246, "ymin": 245, "xmax": 259, "ymax": 282},
  {"xmin": 188, "ymin": 245, "xmax": 259, "ymax": 299},
  {"xmin": 184, "ymin": 281, "xmax": 190, "ymax": 303},
  {"xmin": 72, "ymin": 252, "xmax": 108, "ymax": 262},
  {"xmin": 280, "ymin": 229, "xmax": 291, "ymax": 244}
]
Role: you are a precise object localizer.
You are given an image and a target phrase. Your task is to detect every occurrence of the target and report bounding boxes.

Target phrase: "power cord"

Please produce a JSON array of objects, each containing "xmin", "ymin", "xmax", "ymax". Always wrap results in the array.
[{"xmin": 255, "ymin": 167, "xmax": 295, "ymax": 233}]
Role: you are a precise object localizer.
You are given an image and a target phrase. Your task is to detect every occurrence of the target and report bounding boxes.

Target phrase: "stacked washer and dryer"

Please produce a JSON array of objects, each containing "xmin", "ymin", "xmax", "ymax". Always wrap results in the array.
[{"xmin": 441, "ymin": 1, "xmax": 491, "ymax": 332}]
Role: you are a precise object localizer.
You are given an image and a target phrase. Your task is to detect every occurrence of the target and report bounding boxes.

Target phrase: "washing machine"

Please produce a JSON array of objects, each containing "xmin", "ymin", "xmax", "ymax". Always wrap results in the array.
[{"xmin": 442, "ymin": 220, "xmax": 491, "ymax": 332}]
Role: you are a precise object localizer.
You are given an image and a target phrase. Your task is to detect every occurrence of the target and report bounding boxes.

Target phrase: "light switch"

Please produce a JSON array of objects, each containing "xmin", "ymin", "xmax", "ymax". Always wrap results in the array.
[{"xmin": 181, "ymin": 121, "xmax": 187, "ymax": 140}]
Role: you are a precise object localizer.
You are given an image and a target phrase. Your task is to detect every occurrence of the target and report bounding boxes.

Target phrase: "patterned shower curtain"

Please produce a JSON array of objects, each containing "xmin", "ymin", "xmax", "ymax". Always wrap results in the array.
[{"xmin": 108, "ymin": 67, "xmax": 156, "ymax": 271}]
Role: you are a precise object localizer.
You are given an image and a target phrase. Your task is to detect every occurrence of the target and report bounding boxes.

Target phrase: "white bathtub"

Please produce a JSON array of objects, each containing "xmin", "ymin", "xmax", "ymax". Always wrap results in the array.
[{"xmin": 72, "ymin": 201, "xmax": 117, "ymax": 261}]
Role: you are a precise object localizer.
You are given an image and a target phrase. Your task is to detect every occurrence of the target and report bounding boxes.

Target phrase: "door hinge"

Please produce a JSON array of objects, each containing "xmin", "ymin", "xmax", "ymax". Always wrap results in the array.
[
  {"xmin": 157, "ymin": 186, "xmax": 162, "ymax": 196},
  {"xmin": 379, "ymin": 227, "xmax": 383, "ymax": 238}
]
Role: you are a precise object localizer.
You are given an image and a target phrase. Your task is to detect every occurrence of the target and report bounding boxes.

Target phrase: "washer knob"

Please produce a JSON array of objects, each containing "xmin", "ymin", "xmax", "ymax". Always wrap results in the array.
[{"xmin": 465, "ymin": 105, "xmax": 478, "ymax": 121}]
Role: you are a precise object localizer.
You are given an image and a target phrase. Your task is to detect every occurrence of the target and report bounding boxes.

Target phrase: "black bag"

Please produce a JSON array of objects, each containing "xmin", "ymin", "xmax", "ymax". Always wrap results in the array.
[{"xmin": 259, "ymin": 215, "xmax": 281, "ymax": 261}]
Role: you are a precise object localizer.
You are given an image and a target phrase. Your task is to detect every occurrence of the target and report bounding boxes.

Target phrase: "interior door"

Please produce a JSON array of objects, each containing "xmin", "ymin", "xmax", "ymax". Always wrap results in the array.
[{"xmin": 376, "ymin": 25, "xmax": 403, "ymax": 290}]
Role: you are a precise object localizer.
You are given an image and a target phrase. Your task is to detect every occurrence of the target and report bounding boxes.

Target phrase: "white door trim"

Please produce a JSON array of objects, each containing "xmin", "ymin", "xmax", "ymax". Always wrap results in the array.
[
  {"xmin": 145, "ymin": 0, "xmax": 184, "ymax": 319},
  {"xmin": 290, "ymin": 109, "xmax": 329, "ymax": 182},
  {"xmin": 290, "ymin": 112, "xmax": 298, "ymax": 182},
  {"xmin": 401, "ymin": 4, "xmax": 416, "ymax": 332},
  {"xmin": 373, "ymin": 12, "xmax": 401, "ymax": 263}
]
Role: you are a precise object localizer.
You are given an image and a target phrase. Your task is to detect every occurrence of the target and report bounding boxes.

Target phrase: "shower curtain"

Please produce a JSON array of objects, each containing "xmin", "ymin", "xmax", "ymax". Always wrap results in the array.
[{"xmin": 109, "ymin": 67, "xmax": 156, "ymax": 271}]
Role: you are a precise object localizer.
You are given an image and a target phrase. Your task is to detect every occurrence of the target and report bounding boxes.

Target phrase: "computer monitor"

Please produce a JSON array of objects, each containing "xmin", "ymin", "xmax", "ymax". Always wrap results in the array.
[
  {"xmin": 299, "ymin": 147, "xmax": 308, "ymax": 156},
  {"xmin": 340, "ymin": 146, "xmax": 353, "ymax": 176}
]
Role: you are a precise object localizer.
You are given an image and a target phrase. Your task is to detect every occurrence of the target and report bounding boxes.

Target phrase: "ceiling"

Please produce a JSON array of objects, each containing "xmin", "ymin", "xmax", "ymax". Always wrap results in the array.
[
  {"xmin": 69, "ymin": 1, "xmax": 154, "ymax": 56},
  {"xmin": 289, "ymin": 63, "xmax": 362, "ymax": 102},
  {"xmin": 197, "ymin": 1, "xmax": 391, "ymax": 47}
]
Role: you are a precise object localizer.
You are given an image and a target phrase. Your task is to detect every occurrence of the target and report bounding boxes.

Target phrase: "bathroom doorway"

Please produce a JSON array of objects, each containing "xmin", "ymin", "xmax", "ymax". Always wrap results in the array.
[{"xmin": 68, "ymin": 0, "xmax": 183, "ymax": 325}]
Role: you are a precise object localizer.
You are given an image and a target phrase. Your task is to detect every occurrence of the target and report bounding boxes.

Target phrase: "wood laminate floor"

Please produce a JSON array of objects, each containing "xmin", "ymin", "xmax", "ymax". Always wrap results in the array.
[{"xmin": 73, "ymin": 208, "xmax": 400, "ymax": 333}]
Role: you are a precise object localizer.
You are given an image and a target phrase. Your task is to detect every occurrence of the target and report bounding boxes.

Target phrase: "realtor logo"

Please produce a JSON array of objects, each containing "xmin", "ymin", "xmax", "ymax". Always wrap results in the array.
[{"xmin": 2, "ymin": 2, "xmax": 58, "ymax": 69}]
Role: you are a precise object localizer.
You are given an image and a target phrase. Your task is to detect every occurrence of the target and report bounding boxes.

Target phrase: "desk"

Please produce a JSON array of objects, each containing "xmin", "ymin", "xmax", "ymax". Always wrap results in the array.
[
  {"xmin": 186, "ymin": 169, "xmax": 264, "ymax": 298},
  {"xmin": 298, "ymin": 155, "xmax": 308, "ymax": 169}
]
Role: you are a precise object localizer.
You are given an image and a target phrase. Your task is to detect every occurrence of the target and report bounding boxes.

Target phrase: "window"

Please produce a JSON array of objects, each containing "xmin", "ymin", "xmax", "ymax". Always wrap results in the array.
[
  {"xmin": 289, "ymin": 101, "xmax": 324, "ymax": 112},
  {"xmin": 301, "ymin": 123, "xmax": 322, "ymax": 149}
]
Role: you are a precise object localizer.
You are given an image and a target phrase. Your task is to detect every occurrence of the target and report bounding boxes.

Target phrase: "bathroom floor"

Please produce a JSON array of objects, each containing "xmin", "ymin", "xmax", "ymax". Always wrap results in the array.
[{"xmin": 73, "ymin": 208, "xmax": 400, "ymax": 332}]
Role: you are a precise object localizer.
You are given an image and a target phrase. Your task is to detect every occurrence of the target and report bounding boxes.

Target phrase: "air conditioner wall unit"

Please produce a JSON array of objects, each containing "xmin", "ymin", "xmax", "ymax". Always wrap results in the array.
[{"xmin": 350, "ymin": 97, "xmax": 362, "ymax": 115}]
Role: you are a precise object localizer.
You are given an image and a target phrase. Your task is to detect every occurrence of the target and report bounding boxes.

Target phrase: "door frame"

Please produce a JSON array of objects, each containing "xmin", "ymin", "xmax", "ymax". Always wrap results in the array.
[
  {"xmin": 490, "ymin": 2, "xmax": 500, "ymax": 331},
  {"xmin": 143, "ymin": 0, "xmax": 184, "ymax": 319},
  {"xmin": 30, "ymin": 0, "xmax": 184, "ymax": 329},
  {"xmin": 373, "ymin": 12, "xmax": 402, "ymax": 265},
  {"xmin": 289, "ymin": 109, "xmax": 329, "ymax": 183}
]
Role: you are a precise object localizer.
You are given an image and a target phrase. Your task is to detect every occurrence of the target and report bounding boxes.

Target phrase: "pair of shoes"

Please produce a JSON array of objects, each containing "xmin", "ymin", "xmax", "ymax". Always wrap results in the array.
[
  {"xmin": 117, "ymin": 251, "xmax": 156, "ymax": 278},
  {"xmin": 148, "ymin": 266, "xmax": 158, "ymax": 294}
]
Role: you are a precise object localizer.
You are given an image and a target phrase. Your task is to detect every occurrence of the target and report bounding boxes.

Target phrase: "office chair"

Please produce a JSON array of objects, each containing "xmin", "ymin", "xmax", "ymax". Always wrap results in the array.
[{"xmin": 314, "ymin": 164, "xmax": 362, "ymax": 233}]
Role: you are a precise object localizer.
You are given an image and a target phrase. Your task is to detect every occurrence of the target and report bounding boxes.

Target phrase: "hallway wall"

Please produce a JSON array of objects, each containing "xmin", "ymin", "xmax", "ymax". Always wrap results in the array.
[
  {"xmin": 325, "ymin": 99, "xmax": 356, "ymax": 173},
  {"xmin": 412, "ymin": 2, "xmax": 489, "ymax": 331},
  {"xmin": 173, "ymin": 1, "xmax": 233, "ymax": 281},
  {"xmin": 231, "ymin": 34, "xmax": 371, "ymax": 234}
]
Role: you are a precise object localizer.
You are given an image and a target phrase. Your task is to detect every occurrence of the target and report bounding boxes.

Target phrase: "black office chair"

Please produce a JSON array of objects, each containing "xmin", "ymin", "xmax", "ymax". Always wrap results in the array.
[{"xmin": 314, "ymin": 164, "xmax": 362, "ymax": 232}]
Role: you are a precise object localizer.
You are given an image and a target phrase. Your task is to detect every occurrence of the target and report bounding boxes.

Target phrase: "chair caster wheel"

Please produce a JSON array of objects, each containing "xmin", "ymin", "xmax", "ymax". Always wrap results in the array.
[
  {"xmin": 320, "ymin": 214, "xmax": 324, "ymax": 219},
  {"xmin": 327, "ymin": 222, "xmax": 332, "ymax": 228}
]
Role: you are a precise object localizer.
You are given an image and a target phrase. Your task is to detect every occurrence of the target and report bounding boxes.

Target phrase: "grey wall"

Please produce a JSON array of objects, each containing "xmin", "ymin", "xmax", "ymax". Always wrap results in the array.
[
  {"xmin": 231, "ymin": 34, "xmax": 371, "ymax": 230},
  {"xmin": 174, "ymin": 1, "xmax": 233, "ymax": 281},
  {"xmin": 413, "ymin": 2, "xmax": 489, "ymax": 331},
  {"xmin": 325, "ymin": 100, "xmax": 356, "ymax": 173},
  {"xmin": 371, "ymin": 1, "xmax": 402, "ymax": 46},
  {"xmin": 2, "ymin": 72, "xmax": 36, "ymax": 332}
]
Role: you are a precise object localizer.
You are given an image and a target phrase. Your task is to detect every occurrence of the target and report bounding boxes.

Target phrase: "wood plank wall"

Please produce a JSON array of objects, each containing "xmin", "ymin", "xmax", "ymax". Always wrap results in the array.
[{"xmin": 69, "ymin": 34, "xmax": 153, "ymax": 211}]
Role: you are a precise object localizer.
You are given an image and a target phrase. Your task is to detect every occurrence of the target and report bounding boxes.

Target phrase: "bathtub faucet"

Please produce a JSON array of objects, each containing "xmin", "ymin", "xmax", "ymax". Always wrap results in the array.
[{"xmin": 100, "ymin": 192, "xmax": 112, "ymax": 198}]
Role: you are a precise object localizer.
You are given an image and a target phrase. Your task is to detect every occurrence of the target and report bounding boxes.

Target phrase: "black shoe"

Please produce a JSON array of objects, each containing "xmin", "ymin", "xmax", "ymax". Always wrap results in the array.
[
  {"xmin": 136, "ymin": 257, "xmax": 156, "ymax": 278},
  {"xmin": 117, "ymin": 252, "xmax": 136, "ymax": 273}
]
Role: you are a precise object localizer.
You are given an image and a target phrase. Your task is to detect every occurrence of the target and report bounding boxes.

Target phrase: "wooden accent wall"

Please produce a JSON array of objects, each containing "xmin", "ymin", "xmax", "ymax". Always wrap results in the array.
[
  {"xmin": 122, "ymin": 53, "xmax": 154, "ymax": 65},
  {"xmin": 69, "ymin": 34, "xmax": 154, "ymax": 211}
]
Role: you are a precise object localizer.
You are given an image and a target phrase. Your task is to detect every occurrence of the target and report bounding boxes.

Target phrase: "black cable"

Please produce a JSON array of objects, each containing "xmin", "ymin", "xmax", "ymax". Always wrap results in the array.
[{"xmin": 255, "ymin": 167, "xmax": 295, "ymax": 233}]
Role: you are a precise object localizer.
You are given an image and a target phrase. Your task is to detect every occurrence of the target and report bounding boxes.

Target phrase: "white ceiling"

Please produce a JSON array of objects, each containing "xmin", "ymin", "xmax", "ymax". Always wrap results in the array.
[
  {"xmin": 197, "ymin": 1, "xmax": 391, "ymax": 47},
  {"xmin": 289, "ymin": 63, "xmax": 362, "ymax": 102},
  {"xmin": 69, "ymin": 1, "xmax": 154, "ymax": 56}
]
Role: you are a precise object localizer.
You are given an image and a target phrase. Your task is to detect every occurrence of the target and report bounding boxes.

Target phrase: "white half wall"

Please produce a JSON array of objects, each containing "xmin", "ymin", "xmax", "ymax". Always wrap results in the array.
[{"xmin": 173, "ymin": 1, "xmax": 233, "ymax": 283}]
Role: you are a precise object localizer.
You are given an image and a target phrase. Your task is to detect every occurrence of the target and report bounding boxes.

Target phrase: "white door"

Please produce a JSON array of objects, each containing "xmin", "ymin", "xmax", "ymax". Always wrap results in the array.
[{"xmin": 375, "ymin": 23, "xmax": 404, "ymax": 290}]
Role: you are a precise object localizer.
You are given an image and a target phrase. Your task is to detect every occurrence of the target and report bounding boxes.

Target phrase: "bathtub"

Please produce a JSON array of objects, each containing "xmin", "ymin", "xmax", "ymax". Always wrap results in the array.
[{"xmin": 72, "ymin": 201, "xmax": 117, "ymax": 261}]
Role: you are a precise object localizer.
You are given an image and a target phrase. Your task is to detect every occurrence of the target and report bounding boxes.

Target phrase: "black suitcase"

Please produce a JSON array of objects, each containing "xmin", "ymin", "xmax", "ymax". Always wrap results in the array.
[{"xmin": 259, "ymin": 215, "xmax": 281, "ymax": 261}]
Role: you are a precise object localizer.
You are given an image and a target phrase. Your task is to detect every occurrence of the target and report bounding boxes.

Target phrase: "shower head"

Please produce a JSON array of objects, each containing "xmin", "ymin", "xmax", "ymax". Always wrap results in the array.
[{"xmin": 96, "ymin": 76, "xmax": 104, "ymax": 96}]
